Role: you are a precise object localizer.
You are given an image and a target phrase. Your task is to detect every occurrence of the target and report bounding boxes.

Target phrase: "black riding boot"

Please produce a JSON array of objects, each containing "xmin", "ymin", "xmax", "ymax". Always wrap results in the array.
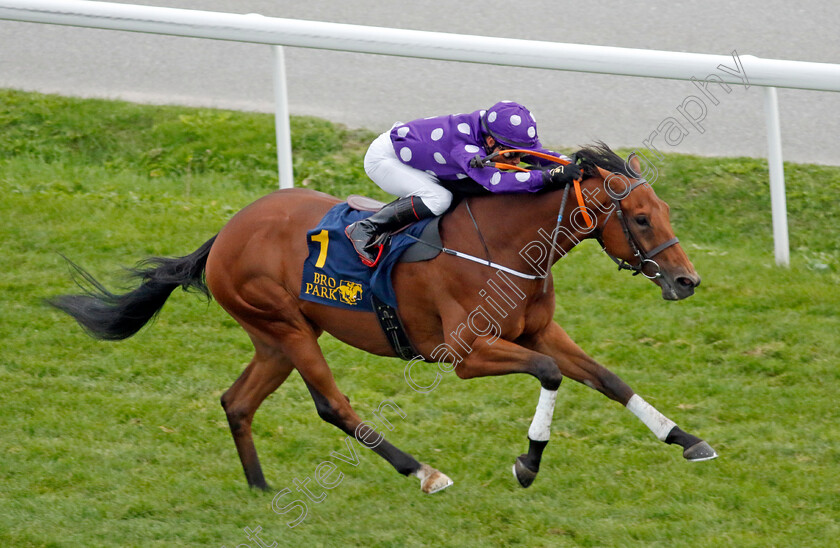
[{"xmin": 345, "ymin": 196, "xmax": 434, "ymax": 266}]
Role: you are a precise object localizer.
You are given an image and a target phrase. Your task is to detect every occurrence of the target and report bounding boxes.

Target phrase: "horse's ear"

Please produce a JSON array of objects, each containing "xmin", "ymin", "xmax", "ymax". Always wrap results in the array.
[
  {"xmin": 596, "ymin": 166, "xmax": 612, "ymax": 180},
  {"xmin": 627, "ymin": 153, "xmax": 642, "ymax": 177}
]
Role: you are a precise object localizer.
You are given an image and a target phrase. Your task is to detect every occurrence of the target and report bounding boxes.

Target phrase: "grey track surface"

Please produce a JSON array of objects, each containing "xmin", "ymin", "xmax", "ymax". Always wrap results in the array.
[{"xmin": 1, "ymin": 0, "xmax": 838, "ymax": 164}]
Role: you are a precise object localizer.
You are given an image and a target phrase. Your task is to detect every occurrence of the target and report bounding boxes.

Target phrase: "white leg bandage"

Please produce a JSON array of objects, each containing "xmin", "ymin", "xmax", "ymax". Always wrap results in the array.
[
  {"xmin": 528, "ymin": 388, "xmax": 557, "ymax": 442},
  {"xmin": 626, "ymin": 394, "xmax": 676, "ymax": 441}
]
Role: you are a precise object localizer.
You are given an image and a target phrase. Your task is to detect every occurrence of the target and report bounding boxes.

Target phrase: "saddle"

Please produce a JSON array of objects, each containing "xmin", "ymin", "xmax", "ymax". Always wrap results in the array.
[{"xmin": 346, "ymin": 195, "xmax": 386, "ymax": 212}]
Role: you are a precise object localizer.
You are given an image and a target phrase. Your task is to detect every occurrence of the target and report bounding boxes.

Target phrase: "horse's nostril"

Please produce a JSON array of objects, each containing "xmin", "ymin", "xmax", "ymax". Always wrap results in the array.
[{"xmin": 677, "ymin": 276, "xmax": 696, "ymax": 289}]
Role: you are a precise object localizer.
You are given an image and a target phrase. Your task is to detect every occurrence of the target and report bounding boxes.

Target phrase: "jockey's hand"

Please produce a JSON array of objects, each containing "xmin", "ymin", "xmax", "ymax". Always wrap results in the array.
[{"xmin": 544, "ymin": 164, "xmax": 583, "ymax": 188}]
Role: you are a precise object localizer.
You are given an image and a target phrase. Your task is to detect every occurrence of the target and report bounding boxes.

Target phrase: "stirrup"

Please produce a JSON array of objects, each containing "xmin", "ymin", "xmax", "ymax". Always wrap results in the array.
[{"xmin": 361, "ymin": 243, "xmax": 385, "ymax": 267}]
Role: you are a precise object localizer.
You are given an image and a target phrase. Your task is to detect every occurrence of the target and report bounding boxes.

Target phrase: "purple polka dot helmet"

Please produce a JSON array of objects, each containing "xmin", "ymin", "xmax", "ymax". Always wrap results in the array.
[{"xmin": 480, "ymin": 101, "xmax": 542, "ymax": 150}]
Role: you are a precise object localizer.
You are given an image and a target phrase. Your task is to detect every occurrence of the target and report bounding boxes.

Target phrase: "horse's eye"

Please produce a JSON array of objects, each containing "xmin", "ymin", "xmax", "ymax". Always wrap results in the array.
[{"xmin": 634, "ymin": 215, "xmax": 650, "ymax": 227}]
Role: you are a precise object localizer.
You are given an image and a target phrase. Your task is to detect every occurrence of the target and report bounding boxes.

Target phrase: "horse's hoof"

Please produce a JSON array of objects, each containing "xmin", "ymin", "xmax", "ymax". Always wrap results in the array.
[
  {"xmin": 683, "ymin": 441, "xmax": 718, "ymax": 462},
  {"xmin": 512, "ymin": 455, "xmax": 538, "ymax": 488},
  {"xmin": 415, "ymin": 463, "xmax": 453, "ymax": 494},
  {"xmin": 422, "ymin": 472, "xmax": 453, "ymax": 494}
]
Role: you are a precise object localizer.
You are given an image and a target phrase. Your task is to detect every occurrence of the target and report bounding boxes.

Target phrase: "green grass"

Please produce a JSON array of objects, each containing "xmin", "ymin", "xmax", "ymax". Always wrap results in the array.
[{"xmin": 1, "ymin": 89, "xmax": 838, "ymax": 547}]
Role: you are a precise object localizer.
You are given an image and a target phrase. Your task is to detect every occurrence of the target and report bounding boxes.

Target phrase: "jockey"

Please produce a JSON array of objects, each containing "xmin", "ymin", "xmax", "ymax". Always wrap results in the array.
[{"xmin": 346, "ymin": 100, "xmax": 583, "ymax": 266}]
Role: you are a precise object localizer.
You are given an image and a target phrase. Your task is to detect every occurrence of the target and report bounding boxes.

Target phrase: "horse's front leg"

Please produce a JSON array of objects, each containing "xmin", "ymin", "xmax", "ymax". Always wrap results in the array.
[
  {"xmin": 452, "ymin": 336, "xmax": 564, "ymax": 488},
  {"xmin": 523, "ymin": 322, "xmax": 717, "ymax": 462}
]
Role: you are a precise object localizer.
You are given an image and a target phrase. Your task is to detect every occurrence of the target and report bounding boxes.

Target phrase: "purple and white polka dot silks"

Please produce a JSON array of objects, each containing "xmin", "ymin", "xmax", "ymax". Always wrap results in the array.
[{"xmin": 389, "ymin": 101, "xmax": 568, "ymax": 194}]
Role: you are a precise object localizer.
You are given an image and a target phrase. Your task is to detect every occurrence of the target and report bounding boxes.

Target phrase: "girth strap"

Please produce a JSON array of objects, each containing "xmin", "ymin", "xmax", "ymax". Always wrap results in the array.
[{"xmin": 371, "ymin": 294, "xmax": 421, "ymax": 361}]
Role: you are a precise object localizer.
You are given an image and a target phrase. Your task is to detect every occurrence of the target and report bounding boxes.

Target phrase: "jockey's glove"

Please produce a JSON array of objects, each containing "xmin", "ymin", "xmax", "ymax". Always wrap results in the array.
[{"xmin": 543, "ymin": 164, "xmax": 583, "ymax": 188}]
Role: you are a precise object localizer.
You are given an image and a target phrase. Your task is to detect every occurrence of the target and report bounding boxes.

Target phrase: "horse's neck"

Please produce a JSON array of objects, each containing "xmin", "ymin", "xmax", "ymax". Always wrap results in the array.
[{"xmin": 451, "ymin": 177, "xmax": 606, "ymax": 271}]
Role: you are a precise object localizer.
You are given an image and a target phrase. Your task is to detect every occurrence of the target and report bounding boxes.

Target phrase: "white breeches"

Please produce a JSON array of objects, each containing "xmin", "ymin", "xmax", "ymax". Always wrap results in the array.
[{"xmin": 364, "ymin": 130, "xmax": 453, "ymax": 215}]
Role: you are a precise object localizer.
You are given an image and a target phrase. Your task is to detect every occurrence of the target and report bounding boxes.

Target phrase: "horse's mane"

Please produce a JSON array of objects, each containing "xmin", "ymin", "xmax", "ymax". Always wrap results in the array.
[{"xmin": 574, "ymin": 141, "xmax": 638, "ymax": 180}]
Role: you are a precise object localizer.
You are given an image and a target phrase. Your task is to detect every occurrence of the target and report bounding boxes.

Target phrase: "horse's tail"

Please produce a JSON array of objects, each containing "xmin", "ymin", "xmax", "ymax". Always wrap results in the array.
[{"xmin": 48, "ymin": 235, "xmax": 217, "ymax": 341}]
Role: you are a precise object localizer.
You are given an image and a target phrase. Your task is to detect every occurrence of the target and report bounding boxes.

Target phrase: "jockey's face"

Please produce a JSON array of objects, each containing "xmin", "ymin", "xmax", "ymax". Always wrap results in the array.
[{"xmin": 485, "ymin": 136, "xmax": 523, "ymax": 166}]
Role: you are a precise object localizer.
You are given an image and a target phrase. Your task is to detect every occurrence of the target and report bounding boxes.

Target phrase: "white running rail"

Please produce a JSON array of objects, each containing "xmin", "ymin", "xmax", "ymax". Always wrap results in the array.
[{"xmin": 3, "ymin": 0, "xmax": 839, "ymax": 265}]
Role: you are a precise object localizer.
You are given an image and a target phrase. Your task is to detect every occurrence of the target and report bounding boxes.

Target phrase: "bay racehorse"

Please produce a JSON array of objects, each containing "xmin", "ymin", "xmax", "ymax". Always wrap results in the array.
[{"xmin": 50, "ymin": 143, "xmax": 717, "ymax": 494}]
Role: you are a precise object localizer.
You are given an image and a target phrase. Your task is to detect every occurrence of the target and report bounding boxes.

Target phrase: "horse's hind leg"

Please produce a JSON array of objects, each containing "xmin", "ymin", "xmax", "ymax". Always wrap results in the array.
[
  {"xmin": 221, "ymin": 343, "xmax": 295, "ymax": 490},
  {"xmin": 284, "ymin": 333, "xmax": 453, "ymax": 494},
  {"xmin": 527, "ymin": 322, "xmax": 717, "ymax": 461}
]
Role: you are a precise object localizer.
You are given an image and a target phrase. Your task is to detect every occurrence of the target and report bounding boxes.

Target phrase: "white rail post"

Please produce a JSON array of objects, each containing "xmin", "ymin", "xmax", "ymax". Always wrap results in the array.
[
  {"xmin": 273, "ymin": 45, "xmax": 294, "ymax": 189},
  {"xmin": 762, "ymin": 86, "xmax": 790, "ymax": 266}
]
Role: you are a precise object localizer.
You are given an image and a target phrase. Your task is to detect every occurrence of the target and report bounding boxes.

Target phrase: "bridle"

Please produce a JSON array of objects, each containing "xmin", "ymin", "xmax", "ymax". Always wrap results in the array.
[{"xmin": 596, "ymin": 177, "xmax": 680, "ymax": 280}]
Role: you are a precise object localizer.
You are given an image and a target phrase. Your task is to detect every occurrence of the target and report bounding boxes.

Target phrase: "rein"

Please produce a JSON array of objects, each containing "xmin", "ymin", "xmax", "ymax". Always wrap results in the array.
[
  {"xmin": 414, "ymin": 149, "xmax": 587, "ymax": 282},
  {"xmin": 541, "ymin": 184, "xmax": 570, "ymax": 293},
  {"xmin": 448, "ymin": 149, "xmax": 584, "ymax": 282},
  {"xmin": 465, "ymin": 199, "xmax": 493, "ymax": 264},
  {"xmin": 474, "ymin": 148, "xmax": 594, "ymax": 230}
]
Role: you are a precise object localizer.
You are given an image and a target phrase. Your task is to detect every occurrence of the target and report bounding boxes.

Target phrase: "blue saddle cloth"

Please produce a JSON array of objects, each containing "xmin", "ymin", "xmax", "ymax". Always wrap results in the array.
[{"xmin": 300, "ymin": 203, "xmax": 434, "ymax": 312}]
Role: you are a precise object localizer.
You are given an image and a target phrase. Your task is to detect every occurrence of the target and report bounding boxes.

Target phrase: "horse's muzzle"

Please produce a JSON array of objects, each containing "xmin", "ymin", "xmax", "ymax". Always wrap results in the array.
[{"xmin": 661, "ymin": 271, "xmax": 701, "ymax": 301}]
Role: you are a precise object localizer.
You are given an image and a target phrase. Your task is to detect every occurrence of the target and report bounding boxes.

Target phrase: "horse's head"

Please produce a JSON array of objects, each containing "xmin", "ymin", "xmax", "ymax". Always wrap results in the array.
[{"xmin": 579, "ymin": 147, "xmax": 700, "ymax": 301}]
